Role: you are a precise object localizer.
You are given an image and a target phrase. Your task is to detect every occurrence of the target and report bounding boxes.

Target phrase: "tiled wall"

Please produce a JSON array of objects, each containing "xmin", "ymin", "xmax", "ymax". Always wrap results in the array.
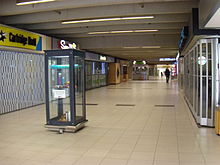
[{"xmin": 0, "ymin": 50, "xmax": 45, "ymax": 114}]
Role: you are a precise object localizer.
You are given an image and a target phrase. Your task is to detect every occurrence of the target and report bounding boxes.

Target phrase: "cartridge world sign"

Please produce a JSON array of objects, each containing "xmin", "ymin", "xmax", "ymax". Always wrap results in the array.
[{"xmin": 0, "ymin": 25, "xmax": 42, "ymax": 51}]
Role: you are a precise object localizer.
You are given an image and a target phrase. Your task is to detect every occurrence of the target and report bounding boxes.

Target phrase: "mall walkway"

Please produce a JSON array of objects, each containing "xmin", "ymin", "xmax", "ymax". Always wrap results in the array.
[{"xmin": 0, "ymin": 80, "xmax": 220, "ymax": 165}]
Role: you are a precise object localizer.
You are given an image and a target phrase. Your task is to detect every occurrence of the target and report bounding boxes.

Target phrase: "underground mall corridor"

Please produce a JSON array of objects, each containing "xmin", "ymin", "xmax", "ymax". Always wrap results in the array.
[{"xmin": 0, "ymin": 80, "xmax": 220, "ymax": 165}]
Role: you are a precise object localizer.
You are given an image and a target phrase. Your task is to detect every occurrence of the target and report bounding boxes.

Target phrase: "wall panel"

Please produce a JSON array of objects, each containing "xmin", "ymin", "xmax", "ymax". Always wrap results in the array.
[{"xmin": 0, "ymin": 50, "xmax": 45, "ymax": 115}]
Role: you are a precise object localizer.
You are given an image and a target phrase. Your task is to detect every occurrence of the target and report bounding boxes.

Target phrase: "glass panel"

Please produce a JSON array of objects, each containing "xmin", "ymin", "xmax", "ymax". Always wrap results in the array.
[
  {"xmin": 197, "ymin": 44, "xmax": 201, "ymax": 117},
  {"xmin": 198, "ymin": 76, "xmax": 200, "ymax": 116},
  {"xmin": 198, "ymin": 45, "xmax": 200, "ymax": 74},
  {"xmin": 86, "ymin": 61, "xmax": 92, "ymax": 89},
  {"xmin": 208, "ymin": 60, "xmax": 212, "ymax": 76},
  {"xmin": 202, "ymin": 43, "xmax": 207, "ymax": 75},
  {"xmin": 48, "ymin": 56, "xmax": 71, "ymax": 123},
  {"xmin": 195, "ymin": 47, "xmax": 198, "ymax": 115},
  {"xmin": 208, "ymin": 77, "xmax": 212, "ymax": 119},
  {"xmin": 202, "ymin": 77, "xmax": 207, "ymax": 118},
  {"xmin": 208, "ymin": 43, "xmax": 212, "ymax": 59},
  {"xmin": 74, "ymin": 56, "xmax": 84, "ymax": 121}
]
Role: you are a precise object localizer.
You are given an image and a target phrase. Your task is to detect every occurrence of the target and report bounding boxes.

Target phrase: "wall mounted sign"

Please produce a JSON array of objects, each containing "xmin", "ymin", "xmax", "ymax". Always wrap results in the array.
[
  {"xmin": 60, "ymin": 40, "xmax": 76, "ymax": 49},
  {"xmin": 0, "ymin": 25, "xmax": 42, "ymax": 51},
  {"xmin": 198, "ymin": 56, "xmax": 207, "ymax": 65},
  {"xmin": 100, "ymin": 55, "xmax": 106, "ymax": 61},
  {"xmin": 159, "ymin": 58, "xmax": 176, "ymax": 61}
]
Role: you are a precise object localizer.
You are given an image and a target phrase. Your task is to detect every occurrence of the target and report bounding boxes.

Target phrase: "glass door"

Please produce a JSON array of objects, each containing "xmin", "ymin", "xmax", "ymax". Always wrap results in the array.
[{"xmin": 74, "ymin": 55, "xmax": 85, "ymax": 124}]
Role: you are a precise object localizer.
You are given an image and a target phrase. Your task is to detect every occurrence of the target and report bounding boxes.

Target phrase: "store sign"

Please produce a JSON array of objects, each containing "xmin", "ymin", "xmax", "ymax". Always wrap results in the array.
[
  {"xmin": 60, "ymin": 40, "xmax": 76, "ymax": 49},
  {"xmin": 159, "ymin": 58, "xmax": 176, "ymax": 61},
  {"xmin": 100, "ymin": 55, "xmax": 106, "ymax": 61},
  {"xmin": 198, "ymin": 56, "xmax": 207, "ymax": 65},
  {"xmin": 0, "ymin": 25, "xmax": 42, "ymax": 51}
]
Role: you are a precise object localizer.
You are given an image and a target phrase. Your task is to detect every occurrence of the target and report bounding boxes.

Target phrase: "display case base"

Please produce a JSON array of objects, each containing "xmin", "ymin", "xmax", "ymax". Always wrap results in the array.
[{"xmin": 45, "ymin": 122, "xmax": 86, "ymax": 134}]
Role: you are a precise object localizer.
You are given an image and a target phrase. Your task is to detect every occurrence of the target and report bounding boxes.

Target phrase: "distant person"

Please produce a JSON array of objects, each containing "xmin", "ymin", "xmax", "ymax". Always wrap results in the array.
[
  {"xmin": 161, "ymin": 72, "xmax": 163, "ymax": 77},
  {"xmin": 164, "ymin": 68, "xmax": 171, "ymax": 83}
]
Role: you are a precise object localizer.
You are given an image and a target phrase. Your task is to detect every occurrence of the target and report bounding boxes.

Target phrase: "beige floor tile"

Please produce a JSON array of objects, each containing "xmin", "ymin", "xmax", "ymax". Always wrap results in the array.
[
  {"xmin": 74, "ymin": 156, "xmax": 103, "ymax": 165},
  {"xmin": 127, "ymin": 159, "xmax": 153, "ymax": 165},
  {"xmin": 179, "ymin": 153, "xmax": 205, "ymax": 163},
  {"xmin": 105, "ymin": 149, "xmax": 132, "ymax": 159},
  {"xmin": 154, "ymin": 153, "xmax": 179, "ymax": 162},
  {"xmin": 153, "ymin": 161, "xmax": 180, "ymax": 165},
  {"xmin": 100, "ymin": 158, "xmax": 128, "ymax": 165},
  {"xmin": 83, "ymin": 149, "xmax": 109, "ymax": 157},
  {"xmin": 129, "ymin": 152, "xmax": 154, "ymax": 161}
]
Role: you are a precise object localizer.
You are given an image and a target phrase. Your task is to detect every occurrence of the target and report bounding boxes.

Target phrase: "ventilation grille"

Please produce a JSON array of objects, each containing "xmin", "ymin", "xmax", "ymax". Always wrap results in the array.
[
  {"xmin": 115, "ymin": 104, "xmax": 135, "ymax": 106},
  {"xmin": 154, "ymin": 105, "xmax": 175, "ymax": 107},
  {"xmin": 76, "ymin": 103, "xmax": 98, "ymax": 106}
]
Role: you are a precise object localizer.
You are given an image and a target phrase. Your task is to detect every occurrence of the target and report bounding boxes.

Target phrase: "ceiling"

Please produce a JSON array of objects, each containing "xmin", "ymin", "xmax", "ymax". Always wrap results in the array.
[{"xmin": 0, "ymin": 0, "xmax": 198, "ymax": 61}]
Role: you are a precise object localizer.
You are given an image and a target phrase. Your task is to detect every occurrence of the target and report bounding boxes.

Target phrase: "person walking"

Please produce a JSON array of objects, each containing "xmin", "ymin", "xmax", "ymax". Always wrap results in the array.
[{"xmin": 164, "ymin": 68, "xmax": 171, "ymax": 83}]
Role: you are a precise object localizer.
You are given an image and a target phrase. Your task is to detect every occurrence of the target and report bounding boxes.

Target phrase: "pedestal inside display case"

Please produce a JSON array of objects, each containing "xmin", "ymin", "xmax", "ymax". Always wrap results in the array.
[{"xmin": 44, "ymin": 49, "xmax": 87, "ymax": 133}]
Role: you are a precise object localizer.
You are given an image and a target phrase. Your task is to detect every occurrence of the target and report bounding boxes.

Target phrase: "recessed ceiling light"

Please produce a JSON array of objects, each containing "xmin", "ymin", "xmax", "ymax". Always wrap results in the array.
[
  {"xmin": 62, "ymin": 16, "xmax": 154, "ymax": 24},
  {"xmin": 16, "ymin": 0, "xmax": 55, "ymax": 5},
  {"xmin": 88, "ymin": 29, "xmax": 158, "ymax": 35}
]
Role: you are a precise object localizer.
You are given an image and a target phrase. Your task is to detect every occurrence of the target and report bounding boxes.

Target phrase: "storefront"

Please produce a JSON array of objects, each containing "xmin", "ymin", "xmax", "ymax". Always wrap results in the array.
[
  {"xmin": 132, "ymin": 61, "xmax": 149, "ymax": 80},
  {"xmin": 0, "ymin": 24, "xmax": 51, "ymax": 115},
  {"xmin": 85, "ymin": 52, "xmax": 115, "ymax": 90},
  {"xmin": 183, "ymin": 38, "xmax": 219, "ymax": 127}
]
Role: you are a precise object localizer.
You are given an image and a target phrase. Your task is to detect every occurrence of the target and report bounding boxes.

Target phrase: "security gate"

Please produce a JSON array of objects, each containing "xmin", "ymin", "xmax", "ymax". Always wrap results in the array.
[{"xmin": 184, "ymin": 38, "xmax": 219, "ymax": 127}]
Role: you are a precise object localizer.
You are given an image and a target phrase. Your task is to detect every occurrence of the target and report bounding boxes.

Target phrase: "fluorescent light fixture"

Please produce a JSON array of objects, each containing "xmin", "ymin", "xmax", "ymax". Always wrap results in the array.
[
  {"xmin": 88, "ymin": 32, "xmax": 110, "ymax": 35},
  {"xmin": 141, "ymin": 46, "xmax": 161, "ymax": 48},
  {"xmin": 110, "ymin": 30, "xmax": 133, "ymax": 33},
  {"xmin": 123, "ymin": 47, "xmax": 140, "ymax": 49},
  {"xmin": 134, "ymin": 29, "xmax": 158, "ymax": 32},
  {"xmin": 16, "ymin": 0, "xmax": 55, "ymax": 5},
  {"xmin": 88, "ymin": 29, "xmax": 158, "ymax": 35},
  {"xmin": 62, "ymin": 16, "xmax": 154, "ymax": 24},
  {"xmin": 123, "ymin": 46, "xmax": 161, "ymax": 49}
]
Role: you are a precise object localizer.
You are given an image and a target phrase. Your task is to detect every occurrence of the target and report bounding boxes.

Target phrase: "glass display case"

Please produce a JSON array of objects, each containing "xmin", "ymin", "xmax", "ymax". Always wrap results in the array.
[{"xmin": 44, "ymin": 49, "xmax": 87, "ymax": 133}]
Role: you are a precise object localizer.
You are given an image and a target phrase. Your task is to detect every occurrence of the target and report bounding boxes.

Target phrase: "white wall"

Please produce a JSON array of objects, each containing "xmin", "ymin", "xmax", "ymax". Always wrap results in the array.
[{"xmin": 199, "ymin": 0, "xmax": 220, "ymax": 28}]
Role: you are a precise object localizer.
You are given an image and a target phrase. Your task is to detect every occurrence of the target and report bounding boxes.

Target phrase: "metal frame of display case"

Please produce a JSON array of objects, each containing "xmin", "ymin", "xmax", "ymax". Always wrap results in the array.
[{"xmin": 44, "ymin": 49, "xmax": 87, "ymax": 133}]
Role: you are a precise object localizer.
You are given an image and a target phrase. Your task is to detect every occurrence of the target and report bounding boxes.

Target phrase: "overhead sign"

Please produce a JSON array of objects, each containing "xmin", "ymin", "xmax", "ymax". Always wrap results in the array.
[{"xmin": 0, "ymin": 25, "xmax": 42, "ymax": 51}]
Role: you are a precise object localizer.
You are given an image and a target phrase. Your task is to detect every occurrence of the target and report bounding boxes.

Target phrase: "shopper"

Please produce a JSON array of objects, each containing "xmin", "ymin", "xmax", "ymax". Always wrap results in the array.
[{"xmin": 164, "ymin": 68, "xmax": 171, "ymax": 83}]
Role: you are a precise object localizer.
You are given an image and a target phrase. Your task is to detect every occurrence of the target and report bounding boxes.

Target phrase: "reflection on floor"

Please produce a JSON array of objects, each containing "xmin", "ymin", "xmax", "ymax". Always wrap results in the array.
[{"xmin": 0, "ymin": 80, "xmax": 219, "ymax": 165}]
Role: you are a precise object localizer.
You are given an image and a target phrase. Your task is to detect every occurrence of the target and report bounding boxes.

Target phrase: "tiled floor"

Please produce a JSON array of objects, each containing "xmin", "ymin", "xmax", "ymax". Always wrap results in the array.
[{"xmin": 0, "ymin": 79, "xmax": 220, "ymax": 165}]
